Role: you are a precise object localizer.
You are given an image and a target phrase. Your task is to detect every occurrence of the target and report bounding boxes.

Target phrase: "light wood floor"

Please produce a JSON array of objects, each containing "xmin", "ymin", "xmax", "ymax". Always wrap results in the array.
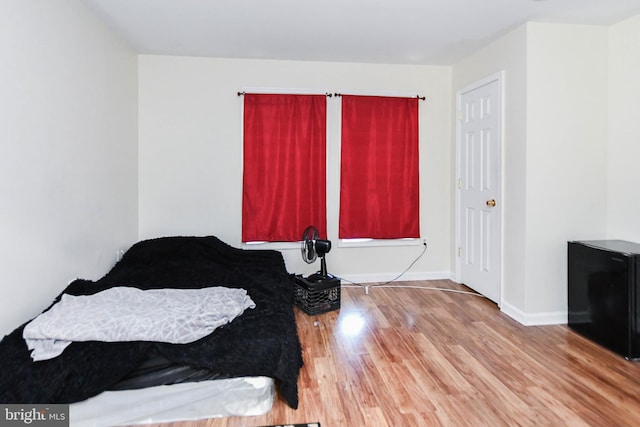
[{"xmin": 146, "ymin": 280, "xmax": 640, "ymax": 427}]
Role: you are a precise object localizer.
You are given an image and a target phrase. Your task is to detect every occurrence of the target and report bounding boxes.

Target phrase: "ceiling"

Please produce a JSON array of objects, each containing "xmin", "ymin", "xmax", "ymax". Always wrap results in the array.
[{"xmin": 81, "ymin": 0, "xmax": 640, "ymax": 65}]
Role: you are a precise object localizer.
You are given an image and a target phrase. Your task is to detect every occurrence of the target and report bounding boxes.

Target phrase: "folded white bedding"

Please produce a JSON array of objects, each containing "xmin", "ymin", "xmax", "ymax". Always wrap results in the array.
[{"xmin": 23, "ymin": 286, "xmax": 255, "ymax": 361}]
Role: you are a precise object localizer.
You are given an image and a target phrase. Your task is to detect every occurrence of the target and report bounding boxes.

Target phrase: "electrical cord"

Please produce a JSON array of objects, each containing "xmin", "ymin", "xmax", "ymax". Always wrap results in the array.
[
  {"xmin": 337, "ymin": 242, "xmax": 427, "ymax": 288},
  {"xmin": 372, "ymin": 241, "xmax": 428, "ymax": 287},
  {"xmin": 336, "ymin": 242, "xmax": 484, "ymax": 298},
  {"xmin": 341, "ymin": 283, "xmax": 484, "ymax": 297}
]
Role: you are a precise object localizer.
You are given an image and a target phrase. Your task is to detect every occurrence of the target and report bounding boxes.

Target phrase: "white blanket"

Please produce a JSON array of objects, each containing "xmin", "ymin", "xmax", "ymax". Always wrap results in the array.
[{"xmin": 23, "ymin": 286, "xmax": 255, "ymax": 361}]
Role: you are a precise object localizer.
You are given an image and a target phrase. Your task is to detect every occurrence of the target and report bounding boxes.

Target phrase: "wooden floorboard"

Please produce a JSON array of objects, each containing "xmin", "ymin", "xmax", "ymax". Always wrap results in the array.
[{"xmin": 143, "ymin": 280, "xmax": 640, "ymax": 427}]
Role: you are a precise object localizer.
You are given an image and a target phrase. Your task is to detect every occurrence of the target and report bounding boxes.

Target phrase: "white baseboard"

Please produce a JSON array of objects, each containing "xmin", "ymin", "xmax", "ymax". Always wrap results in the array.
[
  {"xmin": 336, "ymin": 271, "xmax": 453, "ymax": 285},
  {"xmin": 500, "ymin": 300, "xmax": 567, "ymax": 326},
  {"xmin": 333, "ymin": 273, "xmax": 568, "ymax": 327}
]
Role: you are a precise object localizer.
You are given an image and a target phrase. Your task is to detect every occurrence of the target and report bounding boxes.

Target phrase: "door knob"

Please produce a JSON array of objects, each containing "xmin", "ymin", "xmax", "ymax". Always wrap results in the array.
[{"xmin": 486, "ymin": 199, "xmax": 497, "ymax": 207}]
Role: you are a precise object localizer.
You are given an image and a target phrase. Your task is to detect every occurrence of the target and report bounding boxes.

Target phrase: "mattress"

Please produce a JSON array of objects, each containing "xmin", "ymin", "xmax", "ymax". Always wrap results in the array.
[
  {"xmin": 0, "ymin": 236, "xmax": 303, "ymax": 410},
  {"xmin": 106, "ymin": 353, "xmax": 227, "ymax": 391},
  {"xmin": 70, "ymin": 376, "xmax": 275, "ymax": 427}
]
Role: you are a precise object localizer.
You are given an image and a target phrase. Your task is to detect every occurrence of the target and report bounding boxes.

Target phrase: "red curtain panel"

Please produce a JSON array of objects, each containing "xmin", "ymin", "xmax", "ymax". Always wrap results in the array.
[
  {"xmin": 242, "ymin": 94, "xmax": 327, "ymax": 242},
  {"xmin": 339, "ymin": 95, "xmax": 420, "ymax": 239}
]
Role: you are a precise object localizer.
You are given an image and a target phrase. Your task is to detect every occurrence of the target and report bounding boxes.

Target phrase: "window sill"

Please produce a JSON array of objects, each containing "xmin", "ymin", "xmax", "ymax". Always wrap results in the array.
[
  {"xmin": 338, "ymin": 238, "xmax": 425, "ymax": 248},
  {"xmin": 242, "ymin": 238, "xmax": 425, "ymax": 250},
  {"xmin": 241, "ymin": 241, "xmax": 299, "ymax": 250}
]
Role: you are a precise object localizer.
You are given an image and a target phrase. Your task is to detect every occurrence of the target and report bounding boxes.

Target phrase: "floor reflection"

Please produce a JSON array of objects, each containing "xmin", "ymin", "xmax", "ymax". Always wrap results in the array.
[{"xmin": 338, "ymin": 311, "xmax": 366, "ymax": 337}]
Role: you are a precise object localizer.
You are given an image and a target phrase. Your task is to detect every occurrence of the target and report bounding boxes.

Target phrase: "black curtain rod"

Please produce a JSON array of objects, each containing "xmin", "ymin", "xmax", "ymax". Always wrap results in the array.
[
  {"xmin": 334, "ymin": 93, "xmax": 426, "ymax": 101},
  {"xmin": 237, "ymin": 91, "xmax": 333, "ymax": 97},
  {"xmin": 237, "ymin": 91, "xmax": 425, "ymax": 100}
]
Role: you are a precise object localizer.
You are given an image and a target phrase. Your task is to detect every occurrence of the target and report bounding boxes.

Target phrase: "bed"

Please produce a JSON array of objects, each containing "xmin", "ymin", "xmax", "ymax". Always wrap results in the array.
[{"xmin": 0, "ymin": 236, "xmax": 303, "ymax": 425}]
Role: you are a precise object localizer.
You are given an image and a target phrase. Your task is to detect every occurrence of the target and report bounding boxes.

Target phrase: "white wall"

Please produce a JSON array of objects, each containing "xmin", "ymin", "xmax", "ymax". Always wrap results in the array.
[
  {"xmin": 0, "ymin": 0, "xmax": 138, "ymax": 336},
  {"xmin": 525, "ymin": 23, "xmax": 609, "ymax": 318},
  {"xmin": 608, "ymin": 15, "xmax": 640, "ymax": 242},
  {"xmin": 453, "ymin": 22, "xmax": 609, "ymax": 324},
  {"xmin": 525, "ymin": 23, "xmax": 609, "ymax": 316},
  {"xmin": 138, "ymin": 56, "xmax": 453, "ymax": 279}
]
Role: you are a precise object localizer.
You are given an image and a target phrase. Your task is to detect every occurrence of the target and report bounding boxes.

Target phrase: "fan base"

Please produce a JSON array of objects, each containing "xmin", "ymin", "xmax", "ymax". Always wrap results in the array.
[{"xmin": 307, "ymin": 271, "xmax": 336, "ymax": 283}]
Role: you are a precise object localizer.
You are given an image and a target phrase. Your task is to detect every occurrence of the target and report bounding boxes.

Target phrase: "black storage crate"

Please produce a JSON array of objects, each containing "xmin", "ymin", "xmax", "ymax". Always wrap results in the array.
[{"xmin": 294, "ymin": 274, "xmax": 341, "ymax": 315}]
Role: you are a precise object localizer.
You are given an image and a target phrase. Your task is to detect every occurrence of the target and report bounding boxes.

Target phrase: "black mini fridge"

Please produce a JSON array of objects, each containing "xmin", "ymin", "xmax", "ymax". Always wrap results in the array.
[{"xmin": 568, "ymin": 240, "xmax": 640, "ymax": 360}]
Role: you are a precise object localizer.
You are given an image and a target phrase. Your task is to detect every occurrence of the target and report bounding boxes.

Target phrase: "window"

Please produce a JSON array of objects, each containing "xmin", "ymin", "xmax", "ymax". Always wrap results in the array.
[
  {"xmin": 242, "ymin": 93, "xmax": 327, "ymax": 242},
  {"xmin": 339, "ymin": 95, "xmax": 420, "ymax": 240}
]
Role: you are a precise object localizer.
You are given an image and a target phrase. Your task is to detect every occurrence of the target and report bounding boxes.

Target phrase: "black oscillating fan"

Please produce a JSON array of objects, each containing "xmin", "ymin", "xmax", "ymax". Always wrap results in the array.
[{"xmin": 301, "ymin": 225, "xmax": 333, "ymax": 281}]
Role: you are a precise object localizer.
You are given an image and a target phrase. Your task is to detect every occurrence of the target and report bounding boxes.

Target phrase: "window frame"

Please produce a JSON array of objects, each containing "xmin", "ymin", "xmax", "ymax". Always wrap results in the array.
[
  {"xmin": 336, "ymin": 91, "xmax": 422, "ymax": 243},
  {"xmin": 240, "ymin": 87, "xmax": 331, "ymax": 248},
  {"xmin": 239, "ymin": 88, "xmax": 424, "ymax": 249}
]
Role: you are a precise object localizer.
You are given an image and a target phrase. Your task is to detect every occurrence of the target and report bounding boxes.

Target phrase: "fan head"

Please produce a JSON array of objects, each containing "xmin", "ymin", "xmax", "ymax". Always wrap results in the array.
[
  {"xmin": 301, "ymin": 225, "xmax": 332, "ymax": 263},
  {"xmin": 301, "ymin": 225, "xmax": 319, "ymax": 264},
  {"xmin": 301, "ymin": 225, "xmax": 334, "ymax": 280}
]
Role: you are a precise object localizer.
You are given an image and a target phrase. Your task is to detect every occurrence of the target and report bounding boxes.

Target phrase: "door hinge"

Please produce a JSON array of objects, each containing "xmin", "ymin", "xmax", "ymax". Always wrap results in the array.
[
  {"xmin": 458, "ymin": 178, "xmax": 462, "ymax": 189},
  {"xmin": 458, "ymin": 247, "xmax": 462, "ymax": 257},
  {"xmin": 457, "ymin": 110, "xmax": 463, "ymax": 121}
]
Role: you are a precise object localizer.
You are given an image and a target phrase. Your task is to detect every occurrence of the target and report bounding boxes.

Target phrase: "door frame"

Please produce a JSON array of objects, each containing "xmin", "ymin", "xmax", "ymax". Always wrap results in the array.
[{"xmin": 454, "ymin": 71, "xmax": 505, "ymax": 306}]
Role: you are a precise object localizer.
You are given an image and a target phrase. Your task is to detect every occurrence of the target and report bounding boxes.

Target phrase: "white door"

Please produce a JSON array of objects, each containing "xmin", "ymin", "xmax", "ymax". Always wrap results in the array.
[{"xmin": 456, "ymin": 74, "xmax": 502, "ymax": 303}]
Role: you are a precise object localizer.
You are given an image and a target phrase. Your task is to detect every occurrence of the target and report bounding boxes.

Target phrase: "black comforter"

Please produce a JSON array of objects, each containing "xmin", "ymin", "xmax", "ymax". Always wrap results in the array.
[{"xmin": 0, "ymin": 236, "xmax": 303, "ymax": 408}]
